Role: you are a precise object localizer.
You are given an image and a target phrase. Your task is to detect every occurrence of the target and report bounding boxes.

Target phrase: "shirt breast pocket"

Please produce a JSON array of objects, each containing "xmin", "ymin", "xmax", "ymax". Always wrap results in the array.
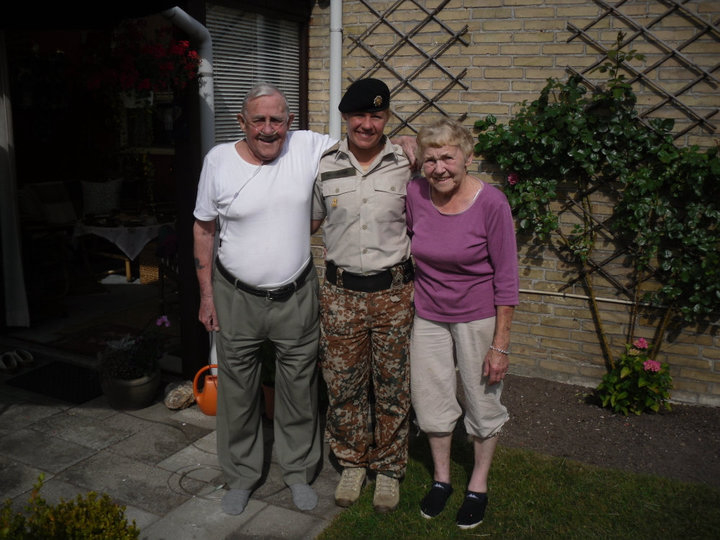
[
  {"xmin": 372, "ymin": 175, "xmax": 407, "ymax": 222},
  {"xmin": 321, "ymin": 177, "xmax": 357, "ymax": 199},
  {"xmin": 373, "ymin": 175, "xmax": 407, "ymax": 197}
]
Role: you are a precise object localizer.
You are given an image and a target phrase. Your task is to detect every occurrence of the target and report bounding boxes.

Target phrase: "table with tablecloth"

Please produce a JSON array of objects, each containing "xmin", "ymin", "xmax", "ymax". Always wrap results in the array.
[{"xmin": 74, "ymin": 220, "xmax": 172, "ymax": 281}]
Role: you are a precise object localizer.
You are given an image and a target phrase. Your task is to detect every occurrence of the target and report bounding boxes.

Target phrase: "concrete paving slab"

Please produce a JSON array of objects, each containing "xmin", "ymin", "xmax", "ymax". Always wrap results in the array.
[
  {"xmin": 109, "ymin": 420, "xmax": 212, "ymax": 466},
  {"xmin": 0, "ymin": 401, "xmax": 67, "ymax": 431},
  {"xmin": 170, "ymin": 404, "xmax": 218, "ymax": 431},
  {"xmin": 0, "ymin": 428, "xmax": 97, "ymax": 473},
  {"xmin": 2, "ymin": 476, "xmax": 88, "ymax": 518},
  {"xmin": 190, "ymin": 430, "xmax": 217, "ymax": 453},
  {"xmin": 237, "ymin": 501, "xmax": 331, "ymax": 539},
  {"xmin": 55, "ymin": 450, "xmax": 205, "ymax": 515},
  {"xmin": 121, "ymin": 503, "xmax": 162, "ymax": 533},
  {"xmin": 23, "ymin": 476, "xmax": 99, "ymax": 506},
  {"xmin": 62, "ymin": 396, "xmax": 128, "ymax": 420},
  {"xmin": 0, "ymin": 454, "xmax": 46, "ymax": 500},
  {"xmin": 157, "ymin": 434, "xmax": 221, "ymax": 485},
  {"xmin": 142, "ymin": 495, "xmax": 267, "ymax": 540},
  {"xmin": 94, "ymin": 409, "xmax": 160, "ymax": 435},
  {"xmin": 116, "ymin": 400, "xmax": 186, "ymax": 423},
  {"xmin": 32, "ymin": 410, "xmax": 134, "ymax": 450},
  {"xmin": 163, "ymin": 461, "xmax": 223, "ymax": 493}
]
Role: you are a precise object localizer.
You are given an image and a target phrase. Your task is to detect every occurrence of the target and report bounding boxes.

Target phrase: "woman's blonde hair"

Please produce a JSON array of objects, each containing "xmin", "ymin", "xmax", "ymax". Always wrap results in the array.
[{"xmin": 417, "ymin": 118, "xmax": 475, "ymax": 162}]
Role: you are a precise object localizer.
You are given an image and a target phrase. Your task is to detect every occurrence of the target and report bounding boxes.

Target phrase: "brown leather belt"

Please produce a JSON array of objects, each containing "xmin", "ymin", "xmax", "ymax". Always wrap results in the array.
[
  {"xmin": 325, "ymin": 259, "xmax": 413, "ymax": 293},
  {"xmin": 216, "ymin": 258, "xmax": 313, "ymax": 301}
]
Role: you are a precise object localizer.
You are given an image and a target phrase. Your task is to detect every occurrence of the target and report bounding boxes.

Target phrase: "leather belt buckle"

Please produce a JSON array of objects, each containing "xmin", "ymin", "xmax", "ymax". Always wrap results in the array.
[
  {"xmin": 265, "ymin": 285, "xmax": 294, "ymax": 301},
  {"xmin": 390, "ymin": 264, "xmax": 404, "ymax": 287},
  {"xmin": 325, "ymin": 260, "xmax": 412, "ymax": 293},
  {"xmin": 216, "ymin": 257, "xmax": 309, "ymax": 301}
]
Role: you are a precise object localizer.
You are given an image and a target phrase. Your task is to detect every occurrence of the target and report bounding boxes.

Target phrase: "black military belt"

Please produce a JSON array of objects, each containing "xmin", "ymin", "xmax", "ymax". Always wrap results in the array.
[
  {"xmin": 325, "ymin": 259, "xmax": 414, "ymax": 293},
  {"xmin": 216, "ymin": 258, "xmax": 313, "ymax": 301}
]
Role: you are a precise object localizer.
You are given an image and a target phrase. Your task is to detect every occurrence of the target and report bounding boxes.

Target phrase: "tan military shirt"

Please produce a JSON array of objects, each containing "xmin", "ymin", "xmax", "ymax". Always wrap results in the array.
[{"xmin": 312, "ymin": 137, "xmax": 412, "ymax": 275}]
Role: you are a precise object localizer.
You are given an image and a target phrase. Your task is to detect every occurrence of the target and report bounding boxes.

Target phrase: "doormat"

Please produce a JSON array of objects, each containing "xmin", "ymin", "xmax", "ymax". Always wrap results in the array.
[
  {"xmin": 51, "ymin": 324, "xmax": 140, "ymax": 356},
  {"xmin": 6, "ymin": 361, "xmax": 102, "ymax": 404}
]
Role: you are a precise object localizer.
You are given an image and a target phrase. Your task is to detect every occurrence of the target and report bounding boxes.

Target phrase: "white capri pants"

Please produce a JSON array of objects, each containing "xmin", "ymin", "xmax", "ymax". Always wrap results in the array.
[{"xmin": 410, "ymin": 315, "xmax": 509, "ymax": 439}]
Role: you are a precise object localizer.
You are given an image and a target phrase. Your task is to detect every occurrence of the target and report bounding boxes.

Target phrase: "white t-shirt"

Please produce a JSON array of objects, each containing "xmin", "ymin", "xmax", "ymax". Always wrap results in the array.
[{"xmin": 194, "ymin": 130, "xmax": 335, "ymax": 288}]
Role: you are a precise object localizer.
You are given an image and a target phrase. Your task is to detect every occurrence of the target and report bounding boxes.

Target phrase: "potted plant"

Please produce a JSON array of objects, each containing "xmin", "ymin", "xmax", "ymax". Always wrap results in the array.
[{"xmin": 99, "ymin": 315, "xmax": 171, "ymax": 410}]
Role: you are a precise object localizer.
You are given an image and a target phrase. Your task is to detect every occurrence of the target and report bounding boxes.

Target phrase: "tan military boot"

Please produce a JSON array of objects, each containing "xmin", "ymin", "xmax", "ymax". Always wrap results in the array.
[
  {"xmin": 373, "ymin": 473, "xmax": 399, "ymax": 513},
  {"xmin": 334, "ymin": 468, "xmax": 366, "ymax": 507}
]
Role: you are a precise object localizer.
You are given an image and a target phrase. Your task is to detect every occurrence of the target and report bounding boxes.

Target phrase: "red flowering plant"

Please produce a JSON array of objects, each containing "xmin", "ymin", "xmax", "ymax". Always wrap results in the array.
[
  {"xmin": 596, "ymin": 338, "xmax": 673, "ymax": 415},
  {"xmin": 86, "ymin": 18, "xmax": 200, "ymax": 97}
]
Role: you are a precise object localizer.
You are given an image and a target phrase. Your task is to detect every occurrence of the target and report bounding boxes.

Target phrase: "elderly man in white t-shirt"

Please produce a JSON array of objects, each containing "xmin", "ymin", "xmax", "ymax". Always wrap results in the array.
[{"xmin": 193, "ymin": 83, "xmax": 335, "ymax": 515}]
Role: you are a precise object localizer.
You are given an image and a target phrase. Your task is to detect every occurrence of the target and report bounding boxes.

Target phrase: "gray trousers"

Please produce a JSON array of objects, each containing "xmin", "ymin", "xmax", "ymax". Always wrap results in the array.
[{"xmin": 213, "ymin": 266, "xmax": 321, "ymax": 489}]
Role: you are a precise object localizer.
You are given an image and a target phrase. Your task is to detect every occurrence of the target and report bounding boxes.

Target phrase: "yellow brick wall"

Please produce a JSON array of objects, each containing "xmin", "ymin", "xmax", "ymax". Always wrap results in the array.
[{"xmin": 307, "ymin": 0, "xmax": 720, "ymax": 407}]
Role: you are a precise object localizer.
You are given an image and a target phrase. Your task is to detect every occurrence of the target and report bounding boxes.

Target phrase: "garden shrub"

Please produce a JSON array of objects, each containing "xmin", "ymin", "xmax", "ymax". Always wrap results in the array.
[
  {"xmin": 596, "ymin": 338, "xmax": 672, "ymax": 415},
  {"xmin": 0, "ymin": 475, "xmax": 139, "ymax": 539}
]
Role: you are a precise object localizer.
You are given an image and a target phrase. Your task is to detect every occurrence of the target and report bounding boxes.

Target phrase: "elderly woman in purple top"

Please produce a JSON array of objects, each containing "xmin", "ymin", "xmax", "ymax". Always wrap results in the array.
[{"xmin": 405, "ymin": 118, "xmax": 519, "ymax": 530}]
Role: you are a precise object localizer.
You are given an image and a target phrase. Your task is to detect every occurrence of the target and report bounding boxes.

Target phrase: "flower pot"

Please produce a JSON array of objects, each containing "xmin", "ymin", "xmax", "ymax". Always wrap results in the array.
[{"xmin": 101, "ymin": 370, "xmax": 161, "ymax": 410}]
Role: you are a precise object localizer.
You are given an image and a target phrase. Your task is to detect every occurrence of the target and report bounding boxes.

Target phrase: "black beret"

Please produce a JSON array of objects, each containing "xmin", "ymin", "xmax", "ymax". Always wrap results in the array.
[{"xmin": 338, "ymin": 78, "xmax": 390, "ymax": 113}]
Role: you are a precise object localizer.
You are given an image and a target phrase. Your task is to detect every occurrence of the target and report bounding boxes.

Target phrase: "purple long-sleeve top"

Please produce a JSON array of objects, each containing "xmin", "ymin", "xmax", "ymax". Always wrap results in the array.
[{"xmin": 406, "ymin": 176, "xmax": 519, "ymax": 323}]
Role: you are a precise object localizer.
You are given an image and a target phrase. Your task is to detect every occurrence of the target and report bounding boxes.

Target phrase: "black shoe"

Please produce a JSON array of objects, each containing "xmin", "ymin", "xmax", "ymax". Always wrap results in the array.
[
  {"xmin": 456, "ymin": 491, "xmax": 487, "ymax": 529},
  {"xmin": 420, "ymin": 481, "xmax": 453, "ymax": 519}
]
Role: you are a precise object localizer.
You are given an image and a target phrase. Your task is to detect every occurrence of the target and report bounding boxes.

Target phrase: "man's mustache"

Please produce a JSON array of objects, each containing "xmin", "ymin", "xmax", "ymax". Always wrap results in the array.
[{"xmin": 258, "ymin": 132, "xmax": 280, "ymax": 142}]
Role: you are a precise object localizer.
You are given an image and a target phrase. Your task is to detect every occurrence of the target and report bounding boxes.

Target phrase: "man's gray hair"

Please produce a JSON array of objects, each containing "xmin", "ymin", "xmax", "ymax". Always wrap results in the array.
[{"xmin": 241, "ymin": 83, "xmax": 290, "ymax": 118}]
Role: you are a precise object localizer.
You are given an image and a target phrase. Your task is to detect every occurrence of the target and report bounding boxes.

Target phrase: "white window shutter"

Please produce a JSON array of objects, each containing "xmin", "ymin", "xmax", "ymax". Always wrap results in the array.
[{"xmin": 207, "ymin": 4, "xmax": 301, "ymax": 143}]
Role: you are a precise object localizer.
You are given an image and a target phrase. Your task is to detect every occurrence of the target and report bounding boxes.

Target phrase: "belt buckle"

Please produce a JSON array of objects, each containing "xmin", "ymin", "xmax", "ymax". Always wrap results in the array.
[
  {"xmin": 390, "ymin": 264, "xmax": 404, "ymax": 287},
  {"xmin": 266, "ymin": 284, "xmax": 294, "ymax": 301}
]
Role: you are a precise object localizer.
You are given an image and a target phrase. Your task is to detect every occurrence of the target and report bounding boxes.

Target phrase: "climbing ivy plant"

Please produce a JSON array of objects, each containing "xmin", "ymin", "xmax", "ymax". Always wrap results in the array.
[{"xmin": 473, "ymin": 33, "xmax": 720, "ymax": 375}]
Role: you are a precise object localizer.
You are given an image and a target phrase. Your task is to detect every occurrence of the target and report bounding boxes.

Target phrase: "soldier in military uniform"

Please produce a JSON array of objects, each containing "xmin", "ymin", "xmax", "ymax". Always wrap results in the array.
[{"xmin": 311, "ymin": 78, "xmax": 414, "ymax": 513}]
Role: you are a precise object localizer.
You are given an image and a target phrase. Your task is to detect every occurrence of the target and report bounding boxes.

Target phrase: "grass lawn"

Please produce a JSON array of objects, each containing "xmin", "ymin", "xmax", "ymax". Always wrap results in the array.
[{"xmin": 318, "ymin": 433, "xmax": 720, "ymax": 539}]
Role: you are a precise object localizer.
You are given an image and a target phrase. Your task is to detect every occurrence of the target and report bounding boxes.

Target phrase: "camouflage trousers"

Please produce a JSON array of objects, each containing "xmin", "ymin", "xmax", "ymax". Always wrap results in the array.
[{"xmin": 319, "ymin": 280, "xmax": 413, "ymax": 478}]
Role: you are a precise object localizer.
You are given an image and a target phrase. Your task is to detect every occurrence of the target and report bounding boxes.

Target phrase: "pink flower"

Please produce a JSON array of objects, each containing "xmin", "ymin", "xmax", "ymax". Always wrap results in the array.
[
  {"xmin": 156, "ymin": 315, "xmax": 171, "ymax": 328},
  {"xmin": 507, "ymin": 173, "xmax": 519, "ymax": 185},
  {"xmin": 633, "ymin": 337, "xmax": 649, "ymax": 350},
  {"xmin": 643, "ymin": 359, "xmax": 661, "ymax": 372}
]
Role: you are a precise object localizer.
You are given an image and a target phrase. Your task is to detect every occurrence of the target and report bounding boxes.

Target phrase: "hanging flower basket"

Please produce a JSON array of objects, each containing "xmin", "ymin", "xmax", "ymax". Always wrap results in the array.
[{"xmin": 85, "ymin": 18, "xmax": 200, "ymax": 99}]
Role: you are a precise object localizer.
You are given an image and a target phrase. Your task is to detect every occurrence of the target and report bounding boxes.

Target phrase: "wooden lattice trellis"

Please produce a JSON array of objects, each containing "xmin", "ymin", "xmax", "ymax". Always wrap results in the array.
[
  {"xmin": 346, "ymin": 0, "xmax": 470, "ymax": 137},
  {"xmin": 555, "ymin": 0, "xmax": 720, "ymax": 318},
  {"xmin": 567, "ymin": 0, "xmax": 719, "ymax": 140}
]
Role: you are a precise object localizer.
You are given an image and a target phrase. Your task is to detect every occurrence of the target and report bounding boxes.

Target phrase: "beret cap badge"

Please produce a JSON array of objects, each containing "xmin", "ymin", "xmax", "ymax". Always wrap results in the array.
[{"xmin": 338, "ymin": 77, "xmax": 391, "ymax": 113}]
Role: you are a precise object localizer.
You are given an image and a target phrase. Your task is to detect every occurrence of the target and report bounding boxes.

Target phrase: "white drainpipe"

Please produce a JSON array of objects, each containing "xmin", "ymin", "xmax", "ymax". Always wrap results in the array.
[
  {"xmin": 162, "ymin": 7, "xmax": 218, "ymax": 370},
  {"xmin": 329, "ymin": 0, "xmax": 342, "ymax": 139},
  {"xmin": 162, "ymin": 7, "xmax": 214, "ymax": 158}
]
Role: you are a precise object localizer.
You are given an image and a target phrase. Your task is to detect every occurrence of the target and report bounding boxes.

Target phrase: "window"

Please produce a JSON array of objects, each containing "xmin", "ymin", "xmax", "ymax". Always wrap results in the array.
[{"xmin": 207, "ymin": 4, "xmax": 301, "ymax": 143}]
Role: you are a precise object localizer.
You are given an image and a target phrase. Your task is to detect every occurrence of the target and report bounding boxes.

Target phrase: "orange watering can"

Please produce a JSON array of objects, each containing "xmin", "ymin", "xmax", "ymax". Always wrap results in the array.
[{"xmin": 193, "ymin": 364, "xmax": 218, "ymax": 416}]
